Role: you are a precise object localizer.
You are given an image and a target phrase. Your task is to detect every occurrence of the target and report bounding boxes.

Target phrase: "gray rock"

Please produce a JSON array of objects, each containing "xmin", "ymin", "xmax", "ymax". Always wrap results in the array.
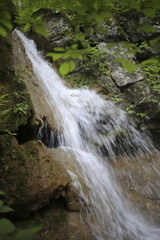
[{"xmin": 111, "ymin": 66, "xmax": 144, "ymax": 87}]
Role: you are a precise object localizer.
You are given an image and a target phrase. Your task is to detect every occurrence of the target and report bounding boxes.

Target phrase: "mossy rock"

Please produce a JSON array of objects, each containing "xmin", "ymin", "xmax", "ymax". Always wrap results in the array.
[
  {"xmin": 0, "ymin": 35, "xmax": 34, "ymax": 133},
  {"xmin": 0, "ymin": 136, "xmax": 72, "ymax": 218},
  {"xmin": 14, "ymin": 199, "xmax": 95, "ymax": 240}
]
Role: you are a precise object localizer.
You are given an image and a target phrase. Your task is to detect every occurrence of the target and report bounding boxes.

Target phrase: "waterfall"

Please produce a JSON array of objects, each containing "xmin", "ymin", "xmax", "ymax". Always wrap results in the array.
[{"xmin": 15, "ymin": 30, "xmax": 160, "ymax": 240}]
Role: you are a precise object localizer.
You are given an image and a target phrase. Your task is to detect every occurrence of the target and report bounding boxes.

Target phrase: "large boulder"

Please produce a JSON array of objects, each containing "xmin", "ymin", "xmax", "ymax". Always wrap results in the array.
[{"xmin": 0, "ymin": 135, "xmax": 75, "ymax": 217}]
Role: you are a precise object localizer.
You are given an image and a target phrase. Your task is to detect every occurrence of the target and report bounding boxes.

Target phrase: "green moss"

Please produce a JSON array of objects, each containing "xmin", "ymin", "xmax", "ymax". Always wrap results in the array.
[{"xmin": 65, "ymin": 73, "xmax": 97, "ymax": 88}]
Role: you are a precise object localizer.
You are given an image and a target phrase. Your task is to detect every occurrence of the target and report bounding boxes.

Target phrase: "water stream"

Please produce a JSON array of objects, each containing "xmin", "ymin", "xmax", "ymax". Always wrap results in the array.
[{"xmin": 15, "ymin": 30, "xmax": 160, "ymax": 240}]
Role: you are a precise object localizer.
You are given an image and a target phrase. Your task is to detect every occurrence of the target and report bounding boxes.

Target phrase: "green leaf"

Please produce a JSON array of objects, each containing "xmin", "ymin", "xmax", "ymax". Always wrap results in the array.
[
  {"xmin": 101, "ymin": 11, "xmax": 112, "ymax": 18},
  {"xmin": 0, "ymin": 109, "xmax": 11, "ymax": 116},
  {"xmin": 153, "ymin": 84, "xmax": 160, "ymax": 88},
  {"xmin": 0, "ymin": 19, "xmax": 12, "ymax": 30},
  {"xmin": 150, "ymin": 36, "xmax": 160, "ymax": 47},
  {"xmin": 117, "ymin": 58, "xmax": 136, "ymax": 74},
  {"xmin": 136, "ymin": 112, "xmax": 146, "ymax": 117},
  {"xmin": 137, "ymin": 25, "xmax": 156, "ymax": 33},
  {"xmin": 95, "ymin": 15, "xmax": 104, "ymax": 24},
  {"xmin": 23, "ymin": 23, "xmax": 31, "ymax": 32},
  {"xmin": 140, "ymin": 58, "xmax": 159, "ymax": 66},
  {"xmin": 0, "ymin": 200, "xmax": 3, "ymax": 208},
  {"xmin": 72, "ymin": 51, "xmax": 83, "ymax": 60},
  {"xmin": 33, "ymin": 25, "xmax": 48, "ymax": 36},
  {"xmin": 10, "ymin": 227, "xmax": 41, "ymax": 240},
  {"xmin": 122, "ymin": 61, "xmax": 136, "ymax": 74},
  {"xmin": 0, "ymin": 26, "xmax": 7, "ymax": 37},
  {"xmin": 71, "ymin": 44, "xmax": 78, "ymax": 49},
  {"xmin": 0, "ymin": 191, "xmax": 5, "ymax": 196},
  {"xmin": 0, "ymin": 11, "xmax": 11, "ymax": 21},
  {"xmin": 142, "ymin": 8, "xmax": 155, "ymax": 17},
  {"xmin": 0, "ymin": 206, "xmax": 14, "ymax": 213},
  {"xmin": 59, "ymin": 61, "xmax": 76, "ymax": 76},
  {"xmin": 0, "ymin": 218, "xmax": 15, "ymax": 235},
  {"xmin": 46, "ymin": 52, "xmax": 64, "ymax": 61},
  {"xmin": 130, "ymin": 2, "xmax": 141, "ymax": 10},
  {"xmin": 74, "ymin": 34, "xmax": 85, "ymax": 41}
]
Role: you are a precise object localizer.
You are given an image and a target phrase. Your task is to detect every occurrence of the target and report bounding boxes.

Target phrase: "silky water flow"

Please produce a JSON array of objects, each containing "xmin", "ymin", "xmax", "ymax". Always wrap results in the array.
[{"xmin": 16, "ymin": 30, "xmax": 160, "ymax": 240}]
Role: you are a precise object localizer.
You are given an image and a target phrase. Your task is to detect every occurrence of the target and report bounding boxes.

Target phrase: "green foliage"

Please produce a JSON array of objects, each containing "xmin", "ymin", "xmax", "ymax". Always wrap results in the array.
[
  {"xmin": 0, "ymin": 202, "xmax": 13, "ymax": 214},
  {"xmin": 12, "ymin": 73, "xmax": 33, "ymax": 126},
  {"xmin": 0, "ymin": 218, "xmax": 15, "ymax": 235},
  {"xmin": 0, "ymin": 0, "xmax": 159, "ymax": 76},
  {"xmin": 136, "ymin": 112, "xmax": 146, "ymax": 118},
  {"xmin": 0, "ymin": 94, "xmax": 11, "ymax": 132},
  {"xmin": 9, "ymin": 227, "xmax": 42, "ymax": 240},
  {"xmin": 13, "ymin": 0, "xmax": 49, "ymax": 36},
  {"xmin": 13, "ymin": 102, "xmax": 30, "ymax": 117},
  {"xmin": 142, "ymin": 8, "xmax": 155, "ymax": 17},
  {"xmin": 10, "ymin": 0, "xmax": 160, "ymax": 76},
  {"xmin": 46, "ymin": 44, "xmax": 83, "ymax": 75},
  {"xmin": 112, "ymin": 94, "xmax": 124, "ymax": 103},
  {"xmin": 0, "ymin": 0, "xmax": 13, "ymax": 37},
  {"xmin": 137, "ymin": 25, "xmax": 156, "ymax": 33},
  {"xmin": 59, "ymin": 60, "xmax": 76, "ymax": 76},
  {"xmin": 126, "ymin": 104, "xmax": 134, "ymax": 114},
  {"xmin": 0, "ymin": 191, "xmax": 41, "ymax": 240},
  {"xmin": 81, "ymin": 40, "xmax": 109, "ymax": 75},
  {"xmin": 116, "ymin": 58, "xmax": 136, "ymax": 74},
  {"xmin": 47, "ymin": 45, "xmax": 83, "ymax": 61},
  {"xmin": 141, "ymin": 59, "xmax": 160, "ymax": 87}
]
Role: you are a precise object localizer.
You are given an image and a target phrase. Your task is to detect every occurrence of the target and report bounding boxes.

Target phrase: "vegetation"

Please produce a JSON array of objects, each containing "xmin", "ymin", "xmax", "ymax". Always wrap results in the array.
[
  {"xmin": 0, "ymin": 191, "xmax": 41, "ymax": 240},
  {"xmin": 0, "ymin": 0, "xmax": 160, "ymax": 77},
  {"xmin": 141, "ymin": 59, "xmax": 160, "ymax": 88}
]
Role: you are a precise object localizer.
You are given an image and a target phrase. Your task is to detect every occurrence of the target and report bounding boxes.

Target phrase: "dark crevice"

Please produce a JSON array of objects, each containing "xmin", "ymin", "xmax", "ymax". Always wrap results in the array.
[
  {"xmin": 35, "ymin": 116, "xmax": 59, "ymax": 148},
  {"xmin": 15, "ymin": 118, "xmax": 35, "ymax": 144}
]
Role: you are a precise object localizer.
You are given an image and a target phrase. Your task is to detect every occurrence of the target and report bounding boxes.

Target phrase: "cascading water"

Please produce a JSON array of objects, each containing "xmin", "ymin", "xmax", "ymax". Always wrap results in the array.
[{"xmin": 15, "ymin": 29, "xmax": 160, "ymax": 240}]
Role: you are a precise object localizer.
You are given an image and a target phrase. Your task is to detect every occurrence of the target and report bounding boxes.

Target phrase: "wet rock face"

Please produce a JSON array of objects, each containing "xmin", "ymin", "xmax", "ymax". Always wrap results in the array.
[{"xmin": 111, "ymin": 152, "xmax": 160, "ymax": 225}]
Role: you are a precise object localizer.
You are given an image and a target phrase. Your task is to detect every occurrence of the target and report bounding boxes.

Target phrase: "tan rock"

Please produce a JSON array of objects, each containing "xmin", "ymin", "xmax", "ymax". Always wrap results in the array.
[
  {"xmin": 111, "ymin": 151, "xmax": 160, "ymax": 225},
  {"xmin": 0, "ymin": 135, "xmax": 71, "ymax": 217}
]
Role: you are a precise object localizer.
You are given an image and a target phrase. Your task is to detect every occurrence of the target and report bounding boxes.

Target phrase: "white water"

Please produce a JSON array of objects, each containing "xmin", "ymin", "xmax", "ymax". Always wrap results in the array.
[{"xmin": 16, "ymin": 30, "xmax": 160, "ymax": 240}]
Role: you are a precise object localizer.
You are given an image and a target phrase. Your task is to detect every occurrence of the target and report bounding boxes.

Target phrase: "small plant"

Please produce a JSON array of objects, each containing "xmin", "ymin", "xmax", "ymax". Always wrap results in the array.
[
  {"xmin": 126, "ymin": 104, "xmax": 134, "ymax": 114},
  {"xmin": 13, "ymin": 102, "xmax": 30, "ymax": 125},
  {"xmin": 141, "ymin": 59, "xmax": 160, "ymax": 88},
  {"xmin": 136, "ymin": 112, "xmax": 146, "ymax": 118},
  {"xmin": 139, "ymin": 42, "xmax": 148, "ymax": 50},
  {"xmin": 13, "ymin": 102, "xmax": 30, "ymax": 117},
  {"xmin": 82, "ymin": 40, "xmax": 109, "ymax": 75},
  {"xmin": 0, "ymin": 190, "xmax": 41, "ymax": 240},
  {"xmin": 112, "ymin": 94, "xmax": 124, "ymax": 103}
]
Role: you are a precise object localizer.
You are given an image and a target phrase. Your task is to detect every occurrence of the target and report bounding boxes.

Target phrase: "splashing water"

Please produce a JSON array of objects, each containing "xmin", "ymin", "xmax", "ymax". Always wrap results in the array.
[{"xmin": 15, "ymin": 29, "xmax": 160, "ymax": 240}]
